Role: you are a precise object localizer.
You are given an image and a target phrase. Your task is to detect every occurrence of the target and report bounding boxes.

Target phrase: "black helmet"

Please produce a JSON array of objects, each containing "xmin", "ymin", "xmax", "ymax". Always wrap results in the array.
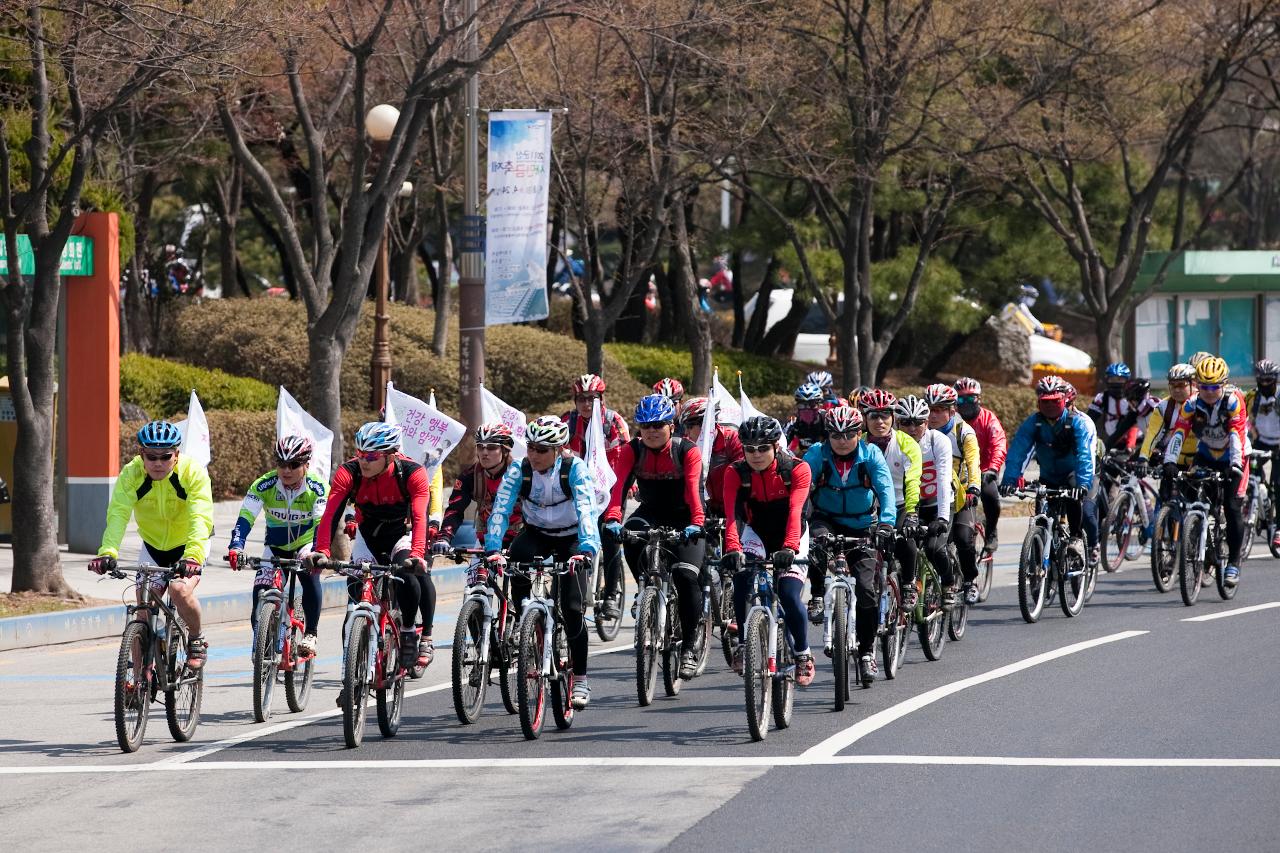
[
  {"xmin": 738, "ymin": 416, "xmax": 782, "ymax": 447},
  {"xmin": 1123, "ymin": 377, "xmax": 1151, "ymax": 403}
]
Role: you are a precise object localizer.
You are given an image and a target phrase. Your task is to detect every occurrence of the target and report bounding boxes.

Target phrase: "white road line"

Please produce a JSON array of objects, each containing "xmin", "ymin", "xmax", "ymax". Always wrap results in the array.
[
  {"xmin": 3, "ymin": 754, "xmax": 1279, "ymax": 775},
  {"xmin": 801, "ymin": 630, "xmax": 1149, "ymax": 759},
  {"xmin": 1181, "ymin": 601, "xmax": 1280, "ymax": 622},
  {"xmin": 155, "ymin": 640, "xmax": 633, "ymax": 765}
]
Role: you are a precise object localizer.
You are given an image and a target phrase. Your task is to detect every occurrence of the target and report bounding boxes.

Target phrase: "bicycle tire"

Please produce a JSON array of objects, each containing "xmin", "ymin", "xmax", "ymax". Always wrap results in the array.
[
  {"xmin": 693, "ymin": 603, "xmax": 713, "ymax": 678},
  {"xmin": 975, "ymin": 525, "xmax": 994, "ymax": 603},
  {"xmin": 1269, "ymin": 513, "xmax": 1280, "ymax": 560},
  {"xmin": 634, "ymin": 586, "xmax": 660, "ymax": 706},
  {"xmin": 833, "ymin": 585, "xmax": 849, "ymax": 710},
  {"xmin": 718, "ymin": 574, "xmax": 736, "ymax": 667},
  {"xmin": 451, "ymin": 597, "xmax": 489, "ymax": 724},
  {"xmin": 342, "ymin": 615, "xmax": 372, "ymax": 749},
  {"xmin": 376, "ymin": 626, "xmax": 404, "ymax": 738},
  {"xmin": 164, "ymin": 624, "xmax": 203, "ymax": 743},
  {"xmin": 1178, "ymin": 513, "xmax": 1205, "ymax": 607},
  {"xmin": 1057, "ymin": 544, "xmax": 1087, "ymax": 617},
  {"xmin": 948, "ymin": 582, "xmax": 969, "ymax": 641},
  {"xmin": 499, "ymin": 613, "xmax": 518, "ymax": 715},
  {"xmin": 771, "ymin": 615, "xmax": 794, "ymax": 730},
  {"xmin": 1216, "ymin": 526, "xmax": 1239, "ymax": 601},
  {"xmin": 1017, "ymin": 529, "xmax": 1047, "ymax": 623},
  {"xmin": 1241, "ymin": 492, "xmax": 1257, "ymax": 562},
  {"xmin": 113, "ymin": 621, "xmax": 150, "ymax": 753},
  {"xmin": 662, "ymin": 597, "xmax": 683, "ymax": 698},
  {"xmin": 549, "ymin": 624, "xmax": 575, "ymax": 730},
  {"xmin": 1151, "ymin": 505, "xmax": 1179, "ymax": 593},
  {"xmin": 283, "ymin": 615, "xmax": 314, "ymax": 714},
  {"xmin": 1083, "ymin": 553, "xmax": 1098, "ymax": 604},
  {"xmin": 252, "ymin": 600, "xmax": 280, "ymax": 724},
  {"xmin": 1102, "ymin": 492, "xmax": 1133, "ymax": 572},
  {"xmin": 881, "ymin": 576, "xmax": 905, "ymax": 677},
  {"xmin": 594, "ymin": 562, "xmax": 624, "ymax": 642},
  {"xmin": 516, "ymin": 609, "xmax": 547, "ymax": 740},
  {"xmin": 919, "ymin": 569, "xmax": 946, "ymax": 660},
  {"xmin": 743, "ymin": 609, "xmax": 771, "ymax": 742}
]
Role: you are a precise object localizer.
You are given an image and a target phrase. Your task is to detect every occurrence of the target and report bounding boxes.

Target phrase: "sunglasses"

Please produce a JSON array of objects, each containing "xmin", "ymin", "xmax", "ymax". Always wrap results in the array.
[
  {"xmin": 1200, "ymin": 384, "xmax": 1223, "ymax": 392},
  {"xmin": 276, "ymin": 460, "xmax": 305, "ymax": 470},
  {"xmin": 143, "ymin": 452, "xmax": 174, "ymax": 462},
  {"xmin": 574, "ymin": 394, "xmax": 601, "ymax": 403},
  {"xmin": 928, "ymin": 405, "xmax": 953, "ymax": 412},
  {"xmin": 683, "ymin": 418, "xmax": 704, "ymax": 428},
  {"xmin": 357, "ymin": 451, "xmax": 385, "ymax": 462},
  {"xmin": 829, "ymin": 430, "xmax": 859, "ymax": 440},
  {"xmin": 527, "ymin": 444, "xmax": 554, "ymax": 454},
  {"xmin": 897, "ymin": 418, "xmax": 924, "ymax": 428},
  {"xmin": 958, "ymin": 395, "xmax": 978, "ymax": 404},
  {"xmin": 475, "ymin": 443, "xmax": 506, "ymax": 452},
  {"xmin": 638, "ymin": 422, "xmax": 671, "ymax": 431},
  {"xmin": 743, "ymin": 444, "xmax": 775, "ymax": 454},
  {"xmin": 865, "ymin": 411, "xmax": 892, "ymax": 421}
]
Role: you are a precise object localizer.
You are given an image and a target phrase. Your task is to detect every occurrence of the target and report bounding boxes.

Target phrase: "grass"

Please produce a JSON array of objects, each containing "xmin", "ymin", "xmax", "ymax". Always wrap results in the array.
[{"xmin": 0, "ymin": 591, "xmax": 111, "ymax": 618}]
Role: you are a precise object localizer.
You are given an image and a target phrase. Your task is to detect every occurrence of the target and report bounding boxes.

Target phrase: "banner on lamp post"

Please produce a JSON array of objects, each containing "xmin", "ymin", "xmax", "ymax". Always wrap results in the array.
[{"xmin": 484, "ymin": 110, "xmax": 552, "ymax": 326}]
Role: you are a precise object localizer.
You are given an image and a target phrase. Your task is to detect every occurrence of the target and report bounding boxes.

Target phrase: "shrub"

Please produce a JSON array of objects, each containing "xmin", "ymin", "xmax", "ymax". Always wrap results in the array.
[
  {"xmin": 120, "ymin": 354, "xmax": 277, "ymax": 418},
  {"xmin": 604, "ymin": 342, "xmax": 807, "ymax": 397}
]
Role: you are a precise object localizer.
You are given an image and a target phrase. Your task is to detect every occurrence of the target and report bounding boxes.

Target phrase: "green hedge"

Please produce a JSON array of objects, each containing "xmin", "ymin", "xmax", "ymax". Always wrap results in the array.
[
  {"xmin": 120, "ymin": 354, "xmax": 277, "ymax": 419},
  {"xmin": 604, "ymin": 342, "xmax": 807, "ymax": 397},
  {"xmin": 742, "ymin": 385, "xmax": 1040, "ymax": 433}
]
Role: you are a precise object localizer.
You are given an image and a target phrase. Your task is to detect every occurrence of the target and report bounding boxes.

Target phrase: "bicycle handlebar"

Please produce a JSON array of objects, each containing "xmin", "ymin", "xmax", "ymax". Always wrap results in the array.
[{"xmin": 620, "ymin": 527, "xmax": 689, "ymax": 547}]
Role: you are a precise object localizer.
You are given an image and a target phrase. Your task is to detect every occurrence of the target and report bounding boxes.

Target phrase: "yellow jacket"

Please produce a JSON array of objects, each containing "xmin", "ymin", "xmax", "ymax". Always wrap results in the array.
[{"xmin": 99, "ymin": 455, "xmax": 214, "ymax": 563}]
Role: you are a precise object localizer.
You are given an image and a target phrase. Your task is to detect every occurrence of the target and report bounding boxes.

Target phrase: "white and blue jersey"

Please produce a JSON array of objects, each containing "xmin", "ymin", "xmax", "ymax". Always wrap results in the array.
[{"xmin": 485, "ymin": 454, "xmax": 600, "ymax": 555}]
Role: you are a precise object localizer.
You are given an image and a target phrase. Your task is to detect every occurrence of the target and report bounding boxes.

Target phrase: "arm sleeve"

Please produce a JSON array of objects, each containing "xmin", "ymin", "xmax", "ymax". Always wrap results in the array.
[
  {"xmin": 722, "ymin": 464, "xmax": 743, "ymax": 553},
  {"xmin": 683, "ymin": 444, "xmax": 705, "ymax": 526},
  {"xmin": 428, "ymin": 465, "xmax": 444, "ymax": 528},
  {"xmin": 313, "ymin": 464, "xmax": 354, "ymax": 556},
  {"xmin": 1246, "ymin": 391, "xmax": 1258, "ymax": 441},
  {"xmin": 182, "ymin": 464, "xmax": 215, "ymax": 564},
  {"xmin": 932, "ymin": 434, "xmax": 954, "ymax": 520},
  {"xmin": 406, "ymin": 467, "xmax": 433, "ymax": 559},
  {"xmin": 1001, "ymin": 416, "xmax": 1037, "ymax": 487},
  {"xmin": 1228, "ymin": 398, "xmax": 1247, "ymax": 467},
  {"xmin": 605, "ymin": 442, "xmax": 637, "ymax": 523},
  {"xmin": 901, "ymin": 434, "xmax": 921, "ymax": 513},
  {"xmin": 1164, "ymin": 407, "xmax": 1191, "ymax": 464},
  {"xmin": 988, "ymin": 414, "xmax": 1008, "ymax": 472},
  {"xmin": 229, "ymin": 484, "xmax": 264, "ymax": 552},
  {"xmin": 1075, "ymin": 417, "xmax": 1097, "ymax": 490},
  {"xmin": 484, "ymin": 462, "xmax": 522, "ymax": 553},
  {"xmin": 962, "ymin": 431, "xmax": 981, "ymax": 491},
  {"xmin": 439, "ymin": 472, "xmax": 473, "ymax": 540},
  {"xmin": 1139, "ymin": 404, "xmax": 1165, "ymax": 459},
  {"xmin": 568, "ymin": 458, "xmax": 601, "ymax": 555},
  {"xmin": 871, "ymin": 447, "xmax": 897, "ymax": 525},
  {"xmin": 784, "ymin": 461, "xmax": 811, "ymax": 550},
  {"xmin": 98, "ymin": 465, "xmax": 138, "ymax": 558}
]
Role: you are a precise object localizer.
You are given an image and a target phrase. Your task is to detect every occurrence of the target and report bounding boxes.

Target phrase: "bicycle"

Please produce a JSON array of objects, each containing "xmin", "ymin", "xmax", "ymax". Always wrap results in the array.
[
  {"xmin": 243, "ymin": 557, "xmax": 316, "ymax": 723},
  {"xmin": 946, "ymin": 541, "xmax": 970, "ymax": 642},
  {"xmin": 1100, "ymin": 452, "xmax": 1157, "ymax": 572},
  {"xmin": 909, "ymin": 528, "xmax": 949, "ymax": 661},
  {"xmin": 809, "ymin": 534, "xmax": 860, "ymax": 709},
  {"xmin": 1175, "ymin": 469, "xmax": 1238, "ymax": 606},
  {"xmin": 1012, "ymin": 483, "xmax": 1092, "ymax": 622},
  {"xmin": 449, "ymin": 547, "xmax": 519, "ymax": 724},
  {"xmin": 1150, "ymin": 467, "xmax": 1184, "ymax": 593},
  {"xmin": 701, "ymin": 517, "xmax": 737, "ymax": 668},
  {"xmin": 1243, "ymin": 449, "xmax": 1277, "ymax": 560},
  {"xmin": 624, "ymin": 527, "xmax": 710, "ymax": 705},
  {"xmin": 591, "ymin": 544, "xmax": 625, "ymax": 642},
  {"xmin": 100, "ymin": 563, "xmax": 204, "ymax": 753},
  {"xmin": 510, "ymin": 556, "xmax": 579, "ymax": 740},
  {"xmin": 328, "ymin": 559, "xmax": 408, "ymax": 748},
  {"xmin": 973, "ymin": 518, "xmax": 995, "ymax": 603},
  {"xmin": 739, "ymin": 555, "xmax": 799, "ymax": 741}
]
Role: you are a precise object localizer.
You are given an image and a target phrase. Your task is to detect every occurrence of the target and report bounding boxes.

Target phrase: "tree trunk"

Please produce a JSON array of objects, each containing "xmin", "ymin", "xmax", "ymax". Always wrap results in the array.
[
  {"xmin": 1093, "ymin": 296, "xmax": 1122, "ymax": 369},
  {"xmin": 744, "ymin": 256, "xmax": 778, "ymax": 352},
  {"xmin": 216, "ymin": 159, "xmax": 243, "ymax": 298},
  {"xmin": 757, "ymin": 292, "xmax": 809, "ymax": 359},
  {"xmin": 390, "ymin": 243, "xmax": 418, "ymax": 305},
  {"xmin": 431, "ymin": 190, "xmax": 452, "ymax": 356},
  {"xmin": 855, "ymin": 190, "xmax": 875, "ymax": 385},
  {"xmin": 582, "ymin": 317, "xmax": 606, "ymax": 376},
  {"xmin": 124, "ymin": 171, "xmax": 158, "ymax": 354},
  {"xmin": 670, "ymin": 203, "xmax": 712, "ymax": 390},
  {"xmin": 307, "ymin": 333, "xmax": 347, "ymax": 465}
]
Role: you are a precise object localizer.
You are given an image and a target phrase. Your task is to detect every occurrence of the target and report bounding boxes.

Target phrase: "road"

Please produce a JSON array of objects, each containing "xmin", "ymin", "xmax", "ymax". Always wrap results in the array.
[{"xmin": 2, "ymin": 546, "xmax": 1279, "ymax": 852}]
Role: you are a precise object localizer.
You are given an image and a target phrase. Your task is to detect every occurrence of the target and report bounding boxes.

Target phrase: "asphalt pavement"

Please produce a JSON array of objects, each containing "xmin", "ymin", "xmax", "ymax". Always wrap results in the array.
[{"xmin": 2, "ymin": 534, "xmax": 1279, "ymax": 852}]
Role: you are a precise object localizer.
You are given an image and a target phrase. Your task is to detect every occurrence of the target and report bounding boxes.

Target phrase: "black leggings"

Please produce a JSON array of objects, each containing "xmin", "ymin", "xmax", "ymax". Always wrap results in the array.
[
  {"xmin": 734, "ymin": 572, "xmax": 809, "ymax": 655},
  {"xmin": 904, "ymin": 506, "xmax": 951, "ymax": 587},
  {"xmin": 950, "ymin": 505, "xmax": 979, "ymax": 584},
  {"xmin": 980, "ymin": 471, "xmax": 1001, "ymax": 538},
  {"xmin": 622, "ymin": 511, "xmax": 706, "ymax": 648},
  {"xmin": 508, "ymin": 527, "xmax": 591, "ymax": 676},
  {"xmin": 808, "ymin": 517, "xmax": 879, "ymax": 655},
  {"xmin": 600, "ymin": 511, "xmax": 624, "ymax": 597}
]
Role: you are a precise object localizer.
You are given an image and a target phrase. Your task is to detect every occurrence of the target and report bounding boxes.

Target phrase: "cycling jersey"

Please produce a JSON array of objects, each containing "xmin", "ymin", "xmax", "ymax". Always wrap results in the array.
[
  {"xmin": 486, "ymin": 453, "xmax": 599, "ymax": 554},
  {"xmin": 802, "ymin": 440, "xmax": 896, "ymax": 529},
  {"xmin": 965, "ymin": 406, "xmax": 1007, "ymax": 474},
  {"xmin": 229, "ymin": 471, "xmax": 328, "ymax": 553},
  {"xmin": 722, "ymin": 455, "xmax": 811, "ymax": 553},
  {"xmin": 1165, "ymin": 393, "xmax": 1248, "ymax": 469},
  {"xmin": 99, "ymin": 455, "xmax": 214, "ymax": 563},
  {"xmin": 785, "ymin": 416, "xmax": 827, "ymax": 455},
  {"xmin": 866, "ymin": 429, "xmax": 921, "ymax": 513},
  {"xmin": 606, "ymin": 437, "xmax": 705, "ymax": 527},
  {"xmin": 1139, "ymin": 397, "xmax": 1188, "ymax": 463},
  {"xmin": 562, "ymin": 408, "xmax": 630, "ymax": 466},
  {"xmin": 1088, "ymin": 390, "xmax": 1133, "ymax": 446},
  {"xmin": 440, "ymin": 461, "xmax": 521, "ymax": 545},
  {"xmin": 935, "ymin": 414, "xmax": 981, "ymax": 512},
  {"xmin": 915, "ymin": 428, "xmax": 954, "ymax": 520},
  {"xmin": 703, "ymin": 424, "xmax": 745, "ymax": 516},
  {"xmin": 314, "ymin": 454, "xmax": 433, "ymax": 559},
  {"xmin": 1246, "ymin": 388, "xmax": 1280, "ymax": 445},
  {"xmin": 1002, "ymin": 408, "xmax": 1096, "ymax": 490}
]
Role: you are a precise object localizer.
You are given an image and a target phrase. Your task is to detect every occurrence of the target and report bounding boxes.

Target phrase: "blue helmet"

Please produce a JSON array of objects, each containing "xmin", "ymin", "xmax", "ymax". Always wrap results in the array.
[
  {"xmin": 1104, "ymin": 362, "xmax": 1131, "ymax": 379},
  {"xmin": 137, "ymin": 420, "xmax": 182, "ymax": 450},
  {"xmin": 634, "ymin": 394, "xmax": 676, "ymax": 425},
  {"xmin": 794, "ymin": 382, "xmax": 825, "ymax": 404},
  {"xmin": 354, "ymin": 421, "xmax": 402, "ymax": 453}
]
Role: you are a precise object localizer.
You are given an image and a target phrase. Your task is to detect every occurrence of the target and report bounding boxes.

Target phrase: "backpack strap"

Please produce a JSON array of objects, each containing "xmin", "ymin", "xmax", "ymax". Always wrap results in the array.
[
  {"xmin": 559, "ymin": 457, "xmax": 574, "ymax": 500},
  {"xmin": 519, "ymin": 456, "xmax": 574, "ymax": 501},
  {"xmin": 169, "ymin": 471, "xmax": 187, "ymax": 501}
]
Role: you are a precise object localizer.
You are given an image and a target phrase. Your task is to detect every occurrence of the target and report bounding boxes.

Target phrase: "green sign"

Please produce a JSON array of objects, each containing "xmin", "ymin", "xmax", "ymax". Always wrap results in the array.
[{"xmin": 0, "ymin": 234, "xmax": 94, "ymax": 277}]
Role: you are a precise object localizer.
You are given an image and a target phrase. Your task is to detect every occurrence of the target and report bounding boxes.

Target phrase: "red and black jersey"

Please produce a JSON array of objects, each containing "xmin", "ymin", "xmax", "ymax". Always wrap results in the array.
[
  {"xmin": 561, "ymin": 408, "xmax": 630, "ymax": 466},
  {"xmin": 315, "ymin": 453, "xmax": 431, "ymax": 558},
  {"xmin": 440, "ymin": 462, "xmax": 521, "ymax": 545},
  {"xmin": 723, "ymin": 455, "xmax": 810, "ymax": 553},
  {"xmin": 606, "ymin": 437, "xmax": 704, "ymax": 526}
]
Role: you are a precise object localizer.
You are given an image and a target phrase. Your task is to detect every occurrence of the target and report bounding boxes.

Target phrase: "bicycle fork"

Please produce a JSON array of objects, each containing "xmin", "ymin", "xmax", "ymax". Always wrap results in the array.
[{"xmin": 821, "ymin": 576, "xmax": 855, "ymax": 655}]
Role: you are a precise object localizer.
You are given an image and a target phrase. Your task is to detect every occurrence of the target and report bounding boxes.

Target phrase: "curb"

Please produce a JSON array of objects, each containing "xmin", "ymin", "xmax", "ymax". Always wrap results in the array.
[{"xmin": 0, "ymin": 564, "xmax": 470, "ymax": 653}]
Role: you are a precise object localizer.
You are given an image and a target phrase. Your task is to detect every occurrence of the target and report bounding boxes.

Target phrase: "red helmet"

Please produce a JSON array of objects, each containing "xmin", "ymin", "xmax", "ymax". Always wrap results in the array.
[
  {"xmin": 680, "ymin": 396, "xmax": 709, "ymax": 423},
  {"xmin": 1035, "ymin": 375, "xmax": 1069, "ymax": 397},
  {"xmin": 860, "ymin": 388, "xmax": 897, "ymax": 413},
  {"xmin": 954, "ymin": 377, "xmax": 982, "ymax": 396},
  {"xmin": 923, "ymin": 383, "xmax": 958, "ymax": 406},
  {"xmin": 825, "ymin": 405, "xmax": 863, "ymax": 433},
  {"xmin": 473, "ymin": 422, "xmax": 515, "ymax": 449},
  {"xmin": 653, "ymin": 377, "xmax": 685, "ymax": 401},
  {"xmin": 573, "ymin": 374, "xmax": 606, "ymax": 395}
]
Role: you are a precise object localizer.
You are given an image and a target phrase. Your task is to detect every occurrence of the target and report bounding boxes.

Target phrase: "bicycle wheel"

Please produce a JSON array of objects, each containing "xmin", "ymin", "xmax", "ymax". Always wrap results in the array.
[
  {"xmin": 743, "ymin": 609, "xmax": 771, "ymax": 742},
  {"xmin": 833, "ymin": 585, "xmax": 850, "ymax": 710},
  {"xmin": 1017, "ymin": 529, "xmax": 1048, "ymax": 623},
  {"xmin": 451, "ymin": 597, "xmax": 489, "ymax": 724},
  {"xmin": 881, "ymin": 576, "xmax": 905, "ymax": 677},
  {"xmin": 1151, "ymin": 505, "xmax": 1179, "ymax": 593},
  {"xmin": 164, "ymin": 626, "xmax": 203, "ymax": 743},
  {"xmin": 1241, "ymin": 493, "xmax": 1257, "ymax": 562},
  {"xmin": 342, "ymin": 615, "xmax": 372, "ymax": 749},
  {"xmin": 113, "ymin": 621, "xmax": 150, "ymax": 753},
  {"xmin": 948, "ymin": 582, "xmax": 969, "ymax": 641},
  {"xmin": 634, "ymin": 586, "xmax": 660, "ymax": 706},
  {"xmin": 1083, "ymin": 553, "xmax": 1099, "ymax": 604},
  {"xmin": 1269, "ymin": 509, "xmax": 1280, "ymax": 559},
  {"xmin": 918, "ymin": 569, "xmax": 946, "ymax": 660},
  {"xmin": 252, "ymin": 600, "xmax": 280, "ymax": 723},
  {"xmin": 549, "ymin": 624, "xmax": 575, "ymax": 730},
  {"xmin": 594, "ymin": 561, "xmax": 623, "ymax": 642},
  {"xmin": 718, "ymin": 574, "xmax": 736, "ymax": 667},
  {"xmin": 770, "ymin": 617, "xmax": 794, "ymax": 731},
  {"xmin": 1102, "ymin": 492, "xmax": 1133, "ymax": 572},
  {"xmin": 499, "ymin": 614, "xmax": 519, "ymax": 715},
  {"xmin": 693, "ymin": 602, "xmax": 713, "ymax": 678},
  {"xmin": 1057, "ymin": 544, "xmax": 1086, "ymax": 617},
  {"xmin": 974, "ymin": 525, "xmax": 994, "ymax": 603},
  {"xmin": 1215, "ymin": 529, "xmax": 1239, "ymax": 601},
  {"xmin": 284, "ymin": 615, "xmax": 314, "ymax": 714},
  {"xmin": 661, "ymin": 598, "xmax": 683, "ymax": 698},
  {"xmin": 516, "ymin": 609, "xmax": 548, "ymax": 740},
  {"xmin": 1178, "ymin": 513, "xmax": 1205, "ymax": 607},
  {"xmin": 376, "ymin": 626, "xmax": 404, "ymax": 738}
]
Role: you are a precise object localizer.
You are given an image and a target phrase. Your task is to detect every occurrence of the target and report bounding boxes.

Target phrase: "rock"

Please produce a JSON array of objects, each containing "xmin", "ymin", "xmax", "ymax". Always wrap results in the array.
[
  {"xmin": 944, "ymin": 315, "xmax": 1032, "ymax": 386},
  {"xmin": 120, "ymin": 401, "xmax": 149, "ymax": 423}
]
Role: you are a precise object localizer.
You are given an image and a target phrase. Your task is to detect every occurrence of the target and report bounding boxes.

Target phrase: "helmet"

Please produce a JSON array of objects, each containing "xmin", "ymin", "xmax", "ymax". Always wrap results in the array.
[
  {"xmin": 1256, "ymin": 359, "xmax": 1279, "ymax": 379},
  {"xmin": 860, "ymin": 388, "xmax": 897, "ymax": 412},
  {"xmin": 1124, "ymin": 377, "xmax": 1151, "ymax": 402},
  {"xmin": 1189, "ymin": 351, "xmax": 1213, "ymax": 368},
  {"xmin": 738, "ymin": 416, "xmax": 783, "ymax": 446},
  {"xmin": 794, "ymin": 382, "xmax": 825, "ymax": 404},
  {"xmin": 634, "ymin": 394, "xmax": 676, "ymax": 425},
  {"xmin": 1167, "ymin": 363, "xmax": 1196, "ymax": 382},
  {"xmin": 572, "ymin": 374, "xmax": 606, "ymax": 395},
  {"xmin": 954, "ymin": 377, "xmax": 982, "ymax": 396},
  {"xmin": 137, "ymin": 420, "xmax": 182, "ymax": 450},
  {"xmin": 1062, "ymin": 382, "xmax": 1079, "ymax": 404},
  {"xmin": 1196, "ymin": 356, "xmax": 1229, "ymax": 385},
  {"xmin": 850, "ymin": 386, "xmax": 872, "ymax": 406},
  {"xmin": 680, "ymin": 396, "xmax": 709, "ymax": 424},
  {"xmin": 1104, "ymin": 362, "xmax": 1132, "ymax": 379},
  {"xmin": 525, "ymin": 415, "xmax": 570, "ymax": 447},
  {"xmin": 893, "ymin": 395, "xmax": 929, "ymax": 422},
  {"xmin": 1036, "ymin": 375, "xmax": 1069, "ymax": 397},
  {"xmin": 652, "ymin": 377, "xmax": 685, "ymax": 400},
  {"xmin": 923, "ymin": 383, "xmax": 958, "ymax": 407},
  {"xmin": 474, "ymin": 422, "xmax": 515, "ymax": 448},
  {"xmin": 275, "ymin": 434, "xmax": 313, "ymax": 463},
  {"xmin": 354, "ymin": 421, "xmax": 402, "ymax": 453},
  {"xmin": 805, "ymin": 370, "xmax": 834, "ymax": 390},
  {"xmin": 825, "ymin": 405, "xmax": 863, "ymax": 434}
]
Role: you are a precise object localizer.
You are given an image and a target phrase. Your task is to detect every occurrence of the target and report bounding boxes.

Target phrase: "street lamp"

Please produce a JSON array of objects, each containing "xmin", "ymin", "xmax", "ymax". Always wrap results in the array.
[{"xmin": 365, "ymin": 104, "xmax": 412, "ymax": 412}]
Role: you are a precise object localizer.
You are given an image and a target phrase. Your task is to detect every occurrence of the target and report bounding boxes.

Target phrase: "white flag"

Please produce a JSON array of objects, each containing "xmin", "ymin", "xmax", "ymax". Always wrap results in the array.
[
  {"xmin": 712, "ymin": 369, "xmax": 743, "ymax": 426},
  {"xmin": 583, "ymin": 398, "xmax": 616, "ymax": 507},
  {"xmin": 384, "ymin": 382, "xmax": 466, "ymax": 470},
  {"xmin": 177, "ymin": 390, "xmax": 211, "ymax": 469},
  {"xmin": 480, "ymin": 384, "xmax": 528, "ymax": 460},
  {"xmin": 276, "ymin": 386, "xmax": 334, "ymax": 484},
  {"xmin": 698, "ymin": 392, "xmax": 718, "ymax": 502},
  {"xmin": 738, "ymin": 372, "xmax": 764, "ymax": 421},
  {"xmin": 428, "ymin": 389, "xmax": 437, "ymax": 408}
]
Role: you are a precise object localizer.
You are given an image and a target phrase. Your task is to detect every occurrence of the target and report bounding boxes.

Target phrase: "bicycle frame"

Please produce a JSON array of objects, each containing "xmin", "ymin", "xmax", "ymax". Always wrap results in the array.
[
  {"xmin": 744, "ymin": 560, "xmax": 797, "ymax": 679},
  {"xmin": 625, "ymin": 528, "xmax": 687, "ymax": 658},
  {"xmin": 513, "ymin": 558, "xmax": 572, "ymax": 678},
  {"xmin": 812, "ymin": 536, "xmax": 857, "ymax": 654},
  {"xmin": 246, "ymin": 558, "xmax": 310, "ymax": 671},
  {"xmin": 119, "ymin": 567, "xmax": 198, "ymax": 695},
  {"xmin": 1181, "ymin": 471, "xmax": 1224, "ymax": 565},
  {"xmin": 461, "ymin": 552, "xmax": 510, "ymax": 673},
  {"xmin": 333, "ymin": 561, "xmax": 403, "ymax": 689}
]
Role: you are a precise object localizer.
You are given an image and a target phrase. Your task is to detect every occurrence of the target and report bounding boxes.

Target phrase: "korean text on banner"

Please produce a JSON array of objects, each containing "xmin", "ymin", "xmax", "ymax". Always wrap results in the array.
[
  {"xmin": 276, "ymin": 386, "xmax": 334, "ymax": 483},
  {"xmin": 584, "ymin": 399, "xmax": 615, "ymax": 507},
  {"xmin": 177, "ymin": 390, "xmax": 211, "ymax": 469},
  {"xmin": 480, "ymin": 384, "xmax": 528, "ymax": 460},
  {"xmin": 384, "ymin": 382, "xmax": 466, "ymax": 470},
  {"xmin": 485, "ymin": 111, "xmax": 552, "ymax": 326},
  {"xmin": 712, "ymin": 370, "xmax": 743, "ymax": 426}
]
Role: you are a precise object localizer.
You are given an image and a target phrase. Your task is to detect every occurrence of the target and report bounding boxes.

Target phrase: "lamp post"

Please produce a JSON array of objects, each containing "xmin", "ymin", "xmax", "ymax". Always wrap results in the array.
[
  {"xmin": 457, "ymin": 0, "xmax": 484, "ymax": 429},
  {"xmin": 364, "ymin": 105, "xmax": 412, "ymax": 413}
]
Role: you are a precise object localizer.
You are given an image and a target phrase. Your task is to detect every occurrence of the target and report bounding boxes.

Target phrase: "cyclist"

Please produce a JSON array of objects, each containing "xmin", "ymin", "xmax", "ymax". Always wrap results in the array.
[
  {"xmin": 433, "ymin": 423, "xmax": 521, "ymax": 557},
  {"xmin": 485, "ymin": 415, "xmax": 600, "ymax": 710},
  {"xmin": 309, "ymin": 422, "xmax": 434, "ymax": 672},
  {"xmin": 679, "ymin": 396, "xmax": 745, "ymax": 520},
  {"xmin": 806, "ymin": 370, "xmax": 841, "ymax": 407},
  {"xmin": 90, "ymin": 421, "xmax": 215, "ymax": 670},
  {"xmin": 955, "ymin": 377, "xmax": 1006, "ymax": 558},
  {"xmin": 925, "ymin": 383, "xmax": 983, "ymax": 604},
  {"xmin": 1163, "ymin": 356, "xmax": 1248, "ymax": 587},
  {"xmin": 225, "ymin": 435, "xmax": 328, "ymax": 658},
  {"xmin": 786, "ymin": 382, "xmax": 829, "ymax": 454},
  {"xmin": 1000, "ymin": 376, "xmax": 1100, "ymax": 568},
  {"xmin": 802, "ymin": 405, "xmax": 896, "ymax": 685},
  {"xmin": 653, "ymin": 377, "xmax": 686, "ymax": 406},
  {"xmin": 894, "ymin": 395, "xmax": 954, "ymax": 607},
  {"xmin": 856, "ymin": 388, "xmax": 921, "ymax": 620},
  {"xmin": 1088, "ymin": 362, "xmax": 1135, "ymax": 448},
  {"xmin": 1138, "ymin": 363, "xmax": 1197, "ymax": 507},
  {"xmin": 1246, "ymin": 358, "xmax": 1280, "ymax": 548},
  {"xmin": 562, "ymin": 373, "xmax": 629, "ymax": 620},
  {"xmin": 605, "ymin": 395, "xmax": 706, "ymax": 678},
  {"xmin": 720, "ymin": 417, "xmax": 813, "ymax": 683}
]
